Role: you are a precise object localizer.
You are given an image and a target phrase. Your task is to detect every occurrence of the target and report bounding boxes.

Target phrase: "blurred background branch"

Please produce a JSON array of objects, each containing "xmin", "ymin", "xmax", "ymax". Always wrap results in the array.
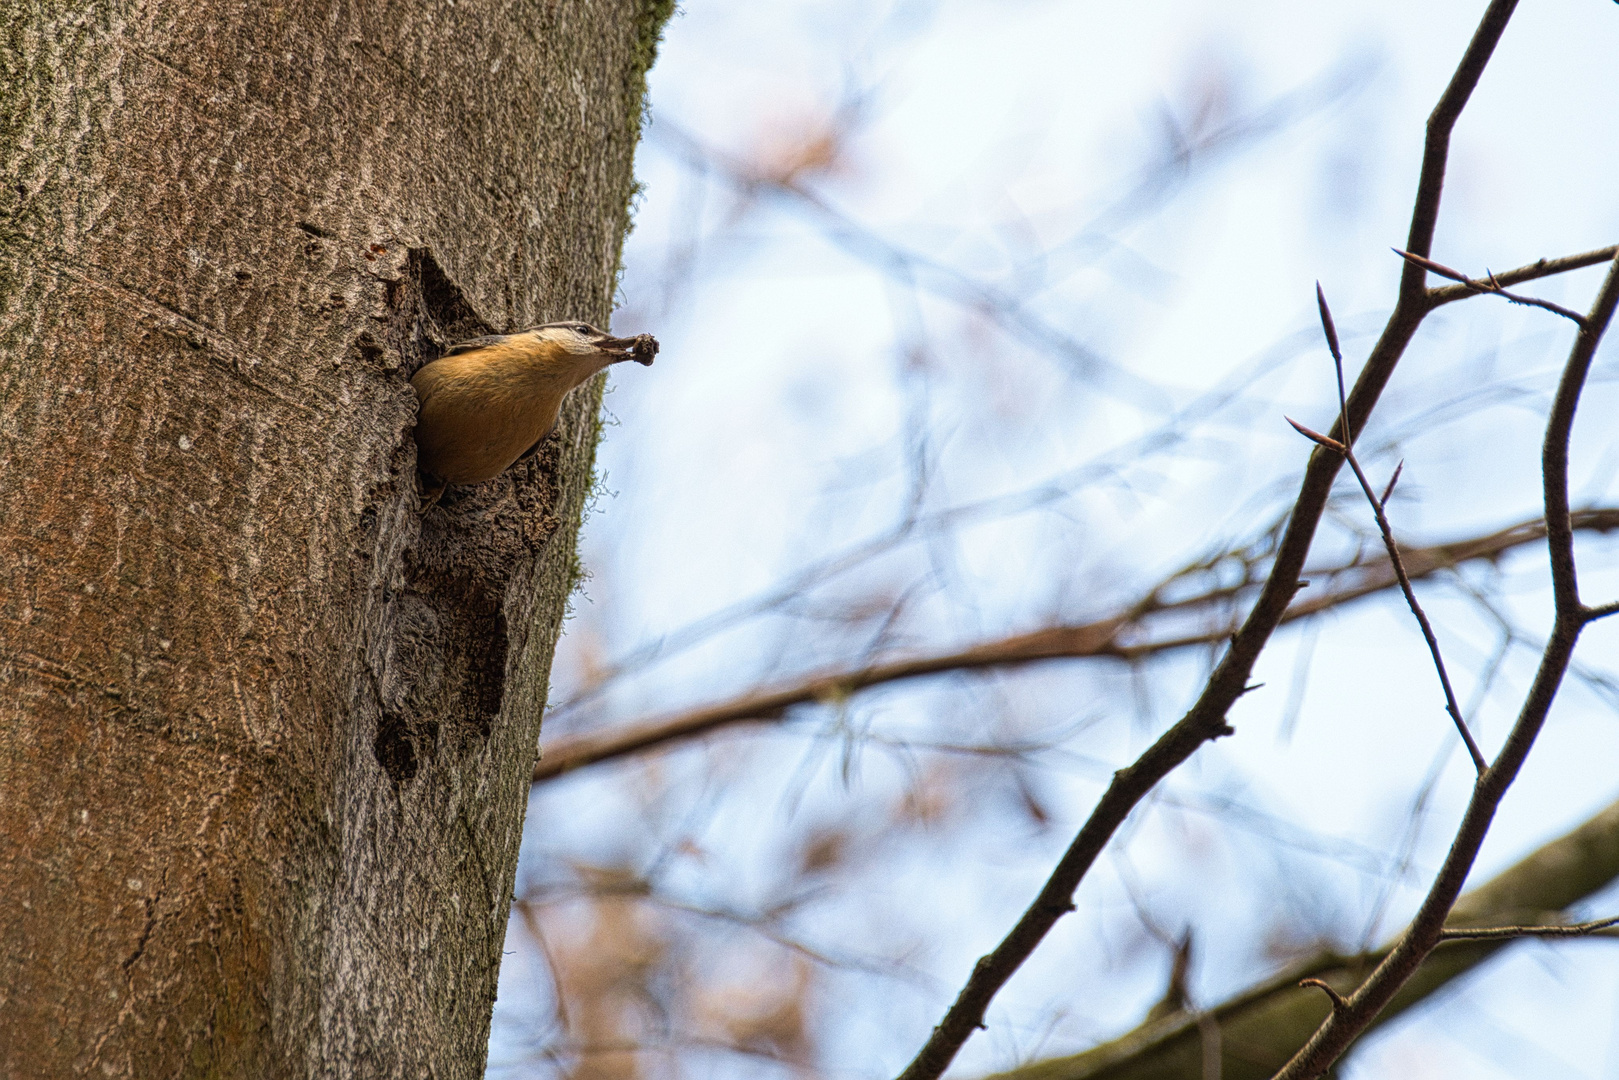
[
  {"xmin": 536, "ymin": 510, "xmax": 1619, "ymax": 781},
  {"xmin": 486, "ymin": 2, "xmax": 1619, "ymax": 1078}
]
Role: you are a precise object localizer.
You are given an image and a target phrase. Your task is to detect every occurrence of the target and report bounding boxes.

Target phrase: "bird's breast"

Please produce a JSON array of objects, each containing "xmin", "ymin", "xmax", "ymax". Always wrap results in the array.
[{"xmin": 411, "ymin": 355, "xmax": 567, "ymax": 484}]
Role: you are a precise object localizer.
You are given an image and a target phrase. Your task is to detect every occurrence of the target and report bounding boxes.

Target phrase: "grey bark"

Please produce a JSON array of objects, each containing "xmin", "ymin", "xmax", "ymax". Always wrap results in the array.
[{"xmin": 0, "ymin": 1, "xmax": 672, "ymax": 1076}]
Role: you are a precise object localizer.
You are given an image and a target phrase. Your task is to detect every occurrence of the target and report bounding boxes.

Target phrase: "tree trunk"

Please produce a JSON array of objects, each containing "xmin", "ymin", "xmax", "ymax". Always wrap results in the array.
[{"xmin": 0, "ymin": 1, "xmax": 671, "ymax": 1075}]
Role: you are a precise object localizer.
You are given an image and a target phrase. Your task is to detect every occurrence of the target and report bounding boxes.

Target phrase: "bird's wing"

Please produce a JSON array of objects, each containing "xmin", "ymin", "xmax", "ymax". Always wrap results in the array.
[{"xmin": 439, "ymin": 334, "xmax": 510, "ymax": 357}]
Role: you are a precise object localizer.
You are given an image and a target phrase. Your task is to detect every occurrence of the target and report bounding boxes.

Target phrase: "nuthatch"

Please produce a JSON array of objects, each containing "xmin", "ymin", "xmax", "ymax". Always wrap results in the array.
[{"xmin": 410, "ymin": 322, "xmax": 657, "ymax": 506}]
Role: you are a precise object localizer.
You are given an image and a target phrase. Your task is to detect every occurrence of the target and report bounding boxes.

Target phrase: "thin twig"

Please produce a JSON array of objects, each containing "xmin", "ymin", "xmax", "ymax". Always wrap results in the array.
[
  {"xmin": 1436, "ymin": 915, "xmax": 1619, "ymax": 942},
  {"xmin": 1394, "ymin": 248, "xmax": 1591, "ymax": 326},
  {"xmin": 1425, "ymin": 244, "xmax": 1619, "ymax": 307},
  {"xmin": 1308, "ymin": 283, "xmax": 1486, "ymax": 774},
  {"xmin": 1585, "ymin": 598, "xmax": 1619, "ymax": 622}
]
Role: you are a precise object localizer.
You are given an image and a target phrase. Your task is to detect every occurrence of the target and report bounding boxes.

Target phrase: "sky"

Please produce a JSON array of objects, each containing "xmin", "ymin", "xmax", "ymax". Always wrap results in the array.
[{"xmin": 488, "ymin": 2, "xmax": 1619, "ymax": 1077}]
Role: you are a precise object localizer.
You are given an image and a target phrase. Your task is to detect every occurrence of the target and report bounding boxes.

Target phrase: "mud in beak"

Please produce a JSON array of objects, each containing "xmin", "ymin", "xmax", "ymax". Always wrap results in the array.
[{"xmin": 599, "ymin": 333, "xmax": 659, "ymax": 367}]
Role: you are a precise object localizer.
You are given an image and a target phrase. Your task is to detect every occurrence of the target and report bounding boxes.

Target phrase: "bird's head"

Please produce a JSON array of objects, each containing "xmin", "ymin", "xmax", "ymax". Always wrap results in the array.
[{"xmin": 532, "ymin": 322, "xmax": 659, "ymax": 371}]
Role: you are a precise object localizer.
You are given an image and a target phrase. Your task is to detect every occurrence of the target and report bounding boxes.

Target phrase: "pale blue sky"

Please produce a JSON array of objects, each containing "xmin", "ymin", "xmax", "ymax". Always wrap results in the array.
[{"xmin": 490, "ymin": 3, "xmax": 1619, "ymax": 1077}]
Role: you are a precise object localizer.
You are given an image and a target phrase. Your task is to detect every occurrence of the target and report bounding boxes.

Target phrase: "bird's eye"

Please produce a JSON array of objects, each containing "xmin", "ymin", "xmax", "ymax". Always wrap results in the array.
[{"xmin": 575, "ymin": 324, "xmax": 593, "ymax": 335}]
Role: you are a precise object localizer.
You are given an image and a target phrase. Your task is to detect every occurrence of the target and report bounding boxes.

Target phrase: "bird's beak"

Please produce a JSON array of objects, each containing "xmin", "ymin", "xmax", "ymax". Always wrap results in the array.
[{"xmin": 598, "ymin": 333, "xmax": 659, "ymax": 367}]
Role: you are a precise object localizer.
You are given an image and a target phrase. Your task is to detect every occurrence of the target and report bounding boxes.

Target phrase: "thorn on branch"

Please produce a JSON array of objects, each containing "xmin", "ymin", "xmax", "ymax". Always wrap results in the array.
[
  {"xmin": 1380, "ymin": 460, "xmax": 1405, "ymax": 508},
  {"xmin": 1391, "ymin": 246, "xmax": 1470, "ymax": 284},
  {"xmin": 1299, "ymin": 978, "xmax": 1350, "ymax": 1013},
  {"xmin": 1285, "ymin": 416, "xmax": 1346, "ymax": 454}
]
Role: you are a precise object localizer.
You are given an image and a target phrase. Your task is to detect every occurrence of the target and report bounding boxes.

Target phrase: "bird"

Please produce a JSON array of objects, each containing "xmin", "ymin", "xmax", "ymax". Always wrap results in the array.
[{"xmin": 410, "ymin": 321, "xmax": 658, "ymax": 507}]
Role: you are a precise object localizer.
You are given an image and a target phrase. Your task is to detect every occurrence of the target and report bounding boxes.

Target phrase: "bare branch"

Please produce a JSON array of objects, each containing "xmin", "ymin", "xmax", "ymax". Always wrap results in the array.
[
  {"xmin": 558, "ymin": 233, "xmax": 1569, "ymax": 727},
  {"xmin": 977, "ymin": 793, "xmax": 1619, "ymax": 1080},
  {"xmin": 533, "ymin": 511, "xmax": 1619, "ymax": 782},
  {"xmin": 892, "ymin": 7, "xmax": 1523, "ymax": 1078},
  {"xmin": 1436, "ymin": 915, "xmax": 1619, "ymax": 942},
  {"xmin": 1396, "ymin": 0, "xmax": 1519, "ymax": 307},
  {"xmin": 1545, "ymin": 262, "xmax": 1619, "ymax": 610},
  {"xmin": 1425, "ymin": 244, "xmax": 1619, "ymax": 307},
  {"xmin": 1270, "ymin": 251, "xmax": 1619, "ymax": 1080}
]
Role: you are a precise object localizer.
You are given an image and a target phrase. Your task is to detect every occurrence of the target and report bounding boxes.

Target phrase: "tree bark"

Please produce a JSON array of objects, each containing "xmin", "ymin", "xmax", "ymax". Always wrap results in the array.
[{"xmin": 0, "ymin": 1, "xmax": 672, "ymax": 1075}]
